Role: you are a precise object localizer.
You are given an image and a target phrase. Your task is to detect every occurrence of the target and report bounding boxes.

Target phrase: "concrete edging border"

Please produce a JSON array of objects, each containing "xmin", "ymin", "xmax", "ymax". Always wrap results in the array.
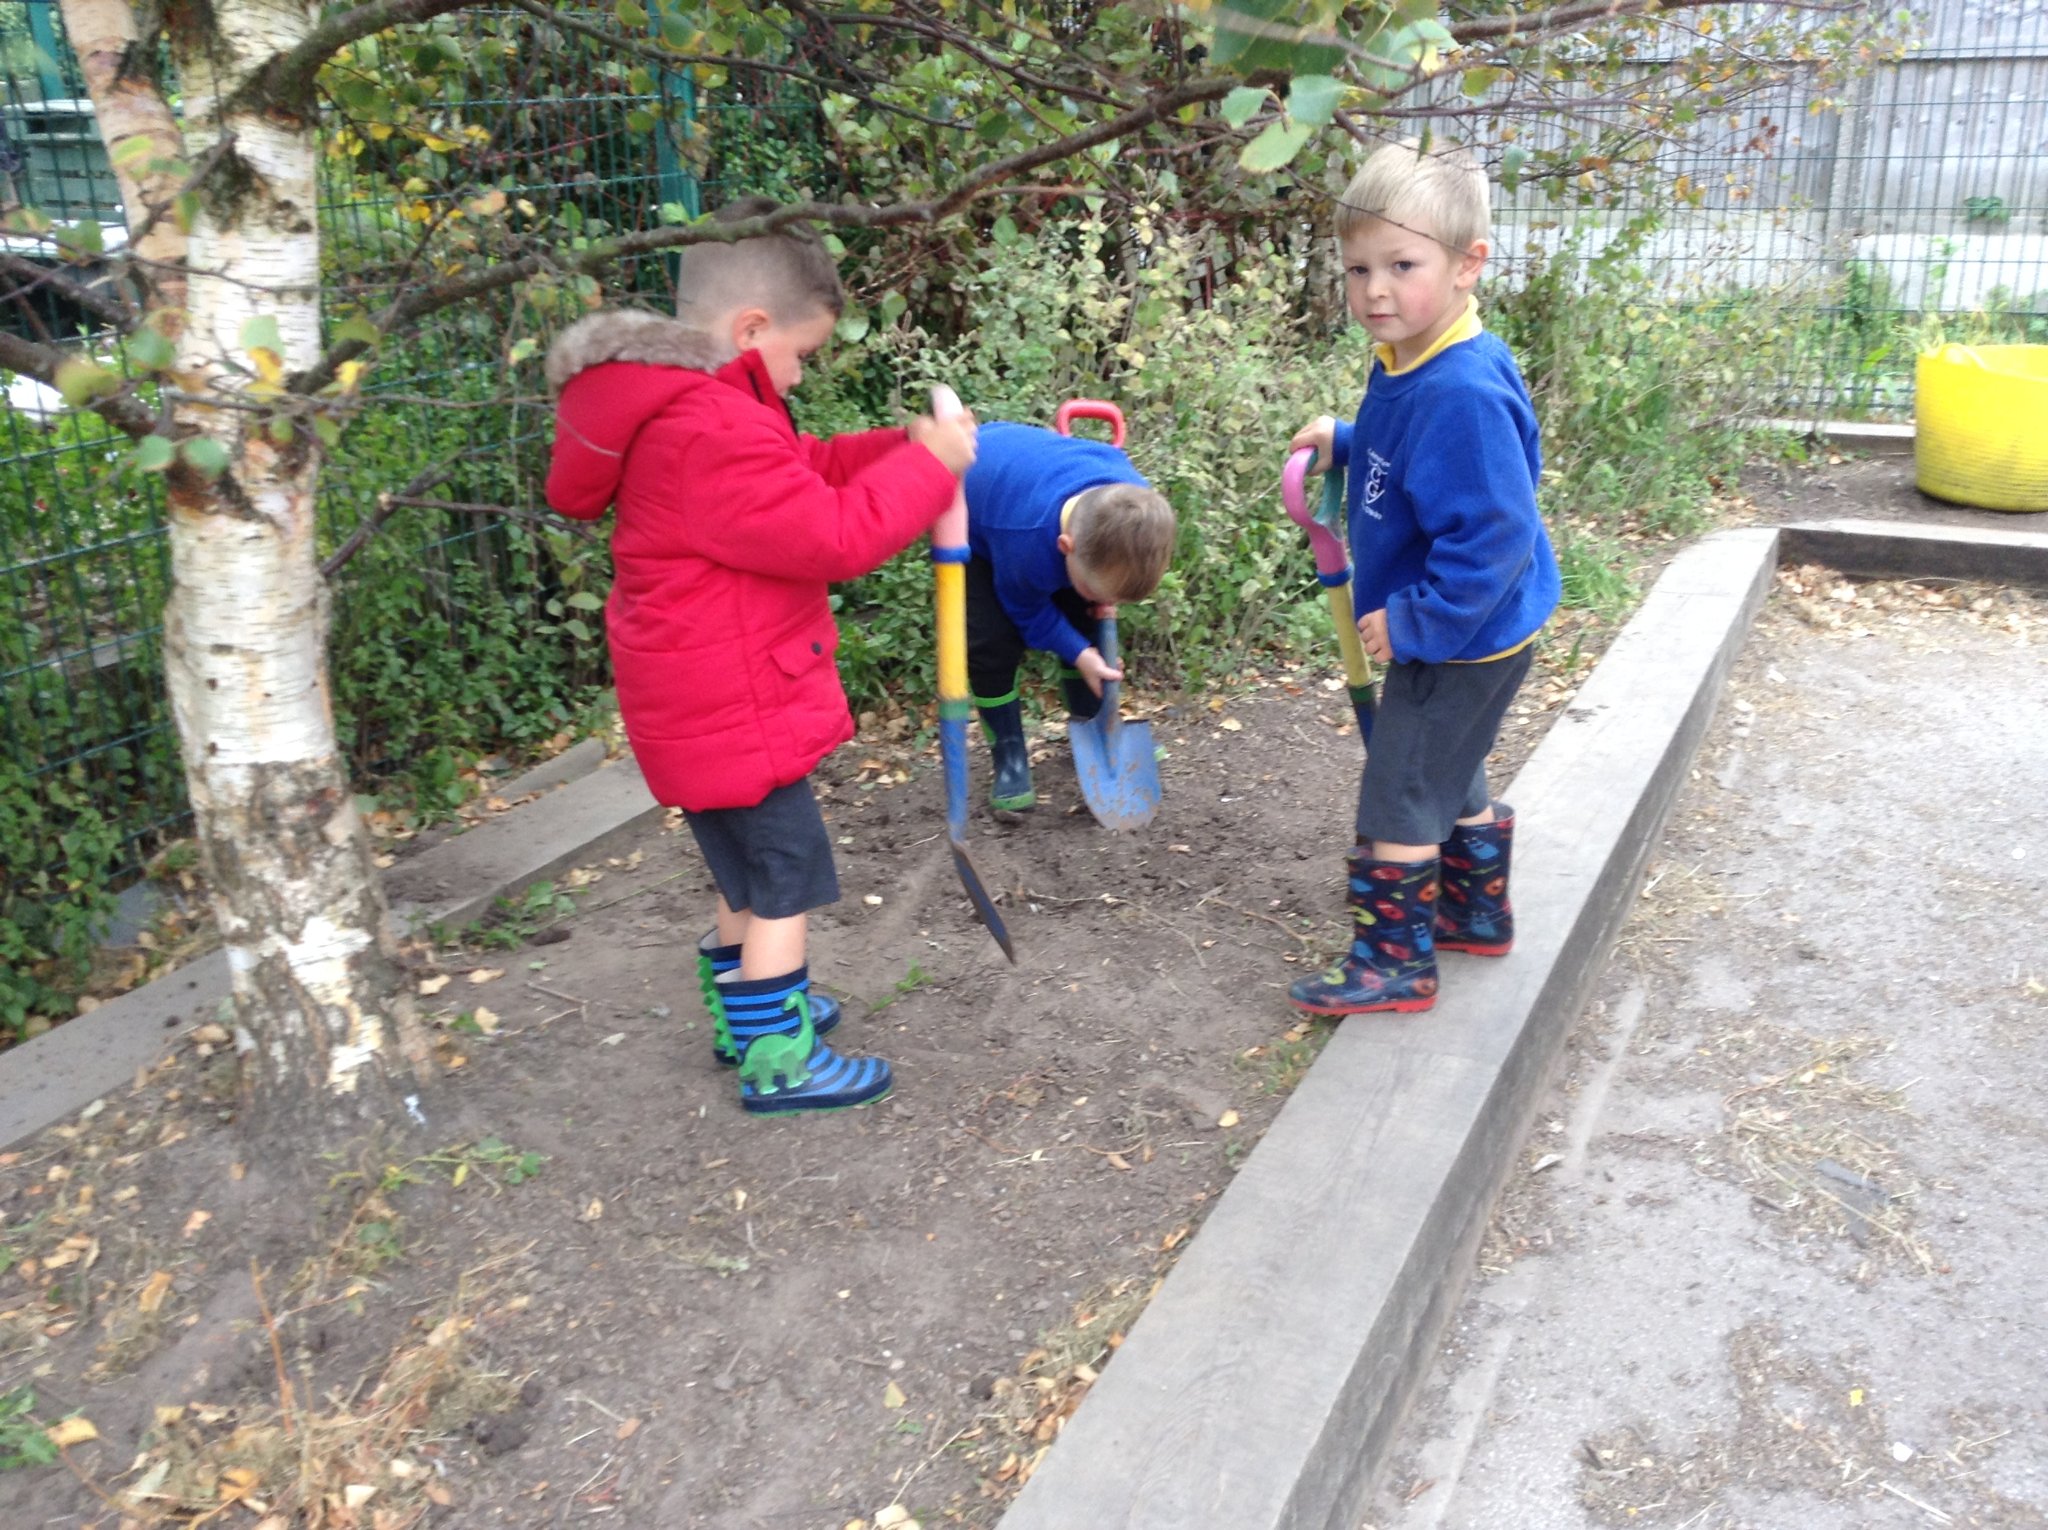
[{"xmin": 995, "ymin": 514, "xmax": 2048, "ymax": 1530}]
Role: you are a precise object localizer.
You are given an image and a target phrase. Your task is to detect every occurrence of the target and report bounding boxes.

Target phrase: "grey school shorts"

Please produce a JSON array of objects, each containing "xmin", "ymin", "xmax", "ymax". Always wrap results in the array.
[
  {"xmin": 1355, "ymin": 645, "xmax": 1534, "ymax": 846},
  {"xmin": 682, "ymin": 778, "xmax": 840, "ymax": 920}
]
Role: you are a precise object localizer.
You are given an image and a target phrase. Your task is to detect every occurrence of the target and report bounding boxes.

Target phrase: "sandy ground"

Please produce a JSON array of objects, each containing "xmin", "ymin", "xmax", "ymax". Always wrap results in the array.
[{"xmin": 1367, "ymin": 573, "xmax": 2048, "ymax": 1530}]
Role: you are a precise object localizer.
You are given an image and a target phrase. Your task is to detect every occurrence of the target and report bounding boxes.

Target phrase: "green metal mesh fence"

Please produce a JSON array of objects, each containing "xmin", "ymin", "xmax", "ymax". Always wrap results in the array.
[{"xmin": 1, "ymin": 1, "xmax": 2042, "ymax": 897}]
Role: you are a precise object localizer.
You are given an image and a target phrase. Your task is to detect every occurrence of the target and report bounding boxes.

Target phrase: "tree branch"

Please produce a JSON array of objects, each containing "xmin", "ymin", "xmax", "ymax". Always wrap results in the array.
[
  {"xmin": 0, "ymin": 252, "xmax": 136, "ymax": 331},
  {"xmin": 0, "ymin": 330, "xmax": 157, "ymax": 438},
  {"xmin": 295, "ymin": 72, "xmax": 1252, "ymax": 395},
  {"xmin": 243, "ymin": 0, "xmax": 480, "ymax": 114}
]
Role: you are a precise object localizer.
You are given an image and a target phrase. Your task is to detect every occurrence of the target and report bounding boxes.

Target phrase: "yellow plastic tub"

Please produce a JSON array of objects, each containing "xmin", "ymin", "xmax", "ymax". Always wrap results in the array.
[{"xmin": 1915, "ymin": 344, "xmax": 2048, "ymax": 512}]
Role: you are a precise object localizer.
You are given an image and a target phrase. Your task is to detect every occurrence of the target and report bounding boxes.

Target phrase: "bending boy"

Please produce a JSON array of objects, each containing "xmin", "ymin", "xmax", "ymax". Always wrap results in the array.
[{"xmin": 962, "ymin": 421, "xmax": 1176, "ymax": 811}]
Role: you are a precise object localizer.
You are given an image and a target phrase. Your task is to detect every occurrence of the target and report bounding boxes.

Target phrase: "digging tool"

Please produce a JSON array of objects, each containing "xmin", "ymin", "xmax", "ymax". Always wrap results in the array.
[
  {"xmin": 1057, "ymin": 400, "xmax": 1162, "ymax": 830},
  {"xmin": 1283, "ymin": 447, "xmax": 1376, "ymax": 744},
  {"xmin": 930, "ymin": 385, "xmax": 1016, "ymax": 962}
]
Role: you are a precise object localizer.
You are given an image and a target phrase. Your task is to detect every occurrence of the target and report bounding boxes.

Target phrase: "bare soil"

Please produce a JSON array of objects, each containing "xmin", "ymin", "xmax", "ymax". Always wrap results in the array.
[{"xmin": 0, "ymin": 453, "xmax": 1962, "ymax": 1530}]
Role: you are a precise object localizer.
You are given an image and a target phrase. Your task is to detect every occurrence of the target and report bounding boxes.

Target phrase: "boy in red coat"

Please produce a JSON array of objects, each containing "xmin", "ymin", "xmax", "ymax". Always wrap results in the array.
[{"xmin": 545, "ymin": 198, "xmax": 977, "ymax": 1114}]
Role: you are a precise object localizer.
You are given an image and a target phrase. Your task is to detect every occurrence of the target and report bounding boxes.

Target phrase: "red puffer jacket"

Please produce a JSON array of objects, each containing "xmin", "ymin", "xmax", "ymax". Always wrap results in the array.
[{"xmin": 545, "ymin": 311, "xmax": 957, "ymax": 810}]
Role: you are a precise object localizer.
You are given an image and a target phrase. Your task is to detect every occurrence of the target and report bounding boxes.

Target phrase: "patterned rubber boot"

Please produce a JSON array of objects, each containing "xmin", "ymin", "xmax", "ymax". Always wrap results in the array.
[
  {"xmin": 722, "ymin": 968, "xmax": 892, "ymax": 1115},
  {"xmin": 976, "ymin": 695, "xmax": 1037, "ymax": 811},
  {"xmin": 1060, "ymin": 667, "xmax": 1101, "ymax": 723},
  {"xmin": 1435, "ymin": 805, "xmax": 1516, "ymax": 957},
  {"xmin": 701, "ymin": 932, "xmax": 838, "ymax": 1066},
  {"xmin": 1288, "ymin": 854, "xmax": 1440, "ymax": 1016}
]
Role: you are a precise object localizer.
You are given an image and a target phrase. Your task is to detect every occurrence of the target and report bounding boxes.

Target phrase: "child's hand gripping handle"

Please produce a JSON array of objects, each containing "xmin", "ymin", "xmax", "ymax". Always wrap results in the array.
[{"xmin": 1284, "ymin": 448, "xmax": 1374, "ymax": 732}]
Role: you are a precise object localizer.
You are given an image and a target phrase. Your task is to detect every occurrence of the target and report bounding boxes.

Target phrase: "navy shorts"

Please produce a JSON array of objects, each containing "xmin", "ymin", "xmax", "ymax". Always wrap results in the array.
[
  {"xmin": 683, "ymin": 778, "xmax": 840, "ymax": 920},
  {"xmin": 1355, "ymin": 645, "xmax": 1534, "ymax": 846}
]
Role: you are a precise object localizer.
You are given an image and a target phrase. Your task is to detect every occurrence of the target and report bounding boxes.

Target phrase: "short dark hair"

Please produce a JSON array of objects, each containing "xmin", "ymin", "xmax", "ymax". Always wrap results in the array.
[
  {"xmin": 1070, "ymin": 483, "xmax": 1177, "ymax": 602},
  {"xmin": 675, "ymin": 196, "xmax": 845, "ymax": 324}
]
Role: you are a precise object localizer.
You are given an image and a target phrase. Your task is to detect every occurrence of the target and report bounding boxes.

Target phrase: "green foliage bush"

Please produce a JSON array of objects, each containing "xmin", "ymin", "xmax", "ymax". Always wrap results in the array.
[{"xmin": 0, "ymin": 760, "xmax": 118, "ymax": 1039}]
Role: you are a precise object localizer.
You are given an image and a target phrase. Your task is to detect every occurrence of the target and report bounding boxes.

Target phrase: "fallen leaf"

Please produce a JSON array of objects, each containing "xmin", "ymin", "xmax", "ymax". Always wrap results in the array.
[
  {"xmin": 467, "ymin": 968, "xmax": 504, "ymax": 986},
  {"xmin": 45, "ymin": 1416, "xmax": 98, "ymax": 1447},
  {"xmin": 181, "ymin": 1209, "xmax": 211, "ymax": 1238},
  {"xmin": 470, "ymin": 1006, "xmax": 501, "ymax": 1034},
  {"xmin": 423, "ymin": 1482, "xmax": 454, "ymax": 1507},
  {"xmin": 1105, "ymin": 1153, "xmax": 1132, "ymax": 1171},
  {"xmin": 189, "ymin": 1023, "xmax": 231, "ymax": 1047},
  {"xmin": 615, "ymin": 1417, "xmax": 641, "ymax": 1440},
  {"xmin": 1217, "ymin": 1109, "xmax": 1240, "ymax": 1129},
  {"xmin": 580, "ymin": 1197, "xmax": 604, "ymax": 1222},
  {"xmin": 343, "ymin": 1483, "xmax": 377, "ymax": 1509},
  {"xmin": 882, "ymin": 1381, "xmax": 907, "ymax": 1409},
  {"xmin": 138, "ymin": 1271, "xmax": 174, "ymax": 1313},
  {"xmin": 418, "ymin": 975, "xmax": 453, "ymax": 996},
  {"xmin": 874, "ymin": 1508, "xmax": 916, "ymax": 1529},
  {"xmin": 1219, "ymin": 717, "xmax": 1243, "ymax": 732},
  {"xmin": 219, "ymin": 1465, "xmax": 261, "ymax": 1501}
]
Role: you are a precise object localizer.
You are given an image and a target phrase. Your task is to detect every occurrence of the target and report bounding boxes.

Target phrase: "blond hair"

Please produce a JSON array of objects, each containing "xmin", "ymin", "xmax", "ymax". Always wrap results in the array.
[
  {"xmin": 1335, "ymin": 139, "xmax": 1490, "ymax": 251},
  {"xmin": 675, "ymin": 195, "xmax": 845, "ymax": 327},
  {"xmin": 1069, "ymin": 484, "xmax": 1176, "ymax": 602}
]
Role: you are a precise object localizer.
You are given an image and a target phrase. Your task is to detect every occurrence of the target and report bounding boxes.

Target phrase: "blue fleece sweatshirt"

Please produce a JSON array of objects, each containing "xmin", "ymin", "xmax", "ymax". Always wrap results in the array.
[
  {"xmin": 964, "ymin": 422, "xmax": 1149, "ymax": 665},
  {"xmin": 1330, "ymin": 330, "xmax": 1559, "ymax": 665}
]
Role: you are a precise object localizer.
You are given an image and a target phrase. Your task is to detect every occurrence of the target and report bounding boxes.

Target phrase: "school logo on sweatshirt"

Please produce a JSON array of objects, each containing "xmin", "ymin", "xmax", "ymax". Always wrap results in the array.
[{"xmin": 1360, "ymin": 448, "xmax": 1391, "ymax": 518}]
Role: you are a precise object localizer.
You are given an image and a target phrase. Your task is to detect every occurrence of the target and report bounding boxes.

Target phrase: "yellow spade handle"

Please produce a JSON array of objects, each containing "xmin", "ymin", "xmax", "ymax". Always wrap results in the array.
[
  {"xmin": 935, "ymin": 559, "xmax": 967, "ymax": 703},
  {"xmin": 1326, "ymin": 584, "xmax": 1371, "ymax": 692}
]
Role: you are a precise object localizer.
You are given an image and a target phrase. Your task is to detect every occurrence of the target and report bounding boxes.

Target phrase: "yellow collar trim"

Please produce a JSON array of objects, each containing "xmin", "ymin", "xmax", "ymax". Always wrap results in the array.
[{"xmin": 1374, "ymin": 297, "xmax": 1483, "ymax": 376}]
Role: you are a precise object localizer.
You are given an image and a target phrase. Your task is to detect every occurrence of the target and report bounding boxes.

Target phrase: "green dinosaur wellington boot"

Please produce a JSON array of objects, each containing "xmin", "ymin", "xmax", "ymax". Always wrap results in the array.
[
  {"xmin": 975, "ymin": 694, "xmax": 1037, "ymax": 811},
  {"xmin": 719, "ymin": 968, "xmax": 892, "ymax": 1115},
  {"xmin": 698, "ymin": 932, "xmax": 838, "ymax": 1065}
]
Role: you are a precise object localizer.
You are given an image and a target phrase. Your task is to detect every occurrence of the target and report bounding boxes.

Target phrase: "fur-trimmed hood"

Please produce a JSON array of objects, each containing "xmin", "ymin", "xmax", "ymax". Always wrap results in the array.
[{"xmin": 544, "ymin": 309, "xmax": 728, "ymax": 394}]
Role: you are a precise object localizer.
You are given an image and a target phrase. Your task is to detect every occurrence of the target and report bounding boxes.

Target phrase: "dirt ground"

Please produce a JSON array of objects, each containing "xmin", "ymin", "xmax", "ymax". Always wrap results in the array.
[{"xmin": 0, "ymin": 453, "xmax": 1989, "ymax": 1530}]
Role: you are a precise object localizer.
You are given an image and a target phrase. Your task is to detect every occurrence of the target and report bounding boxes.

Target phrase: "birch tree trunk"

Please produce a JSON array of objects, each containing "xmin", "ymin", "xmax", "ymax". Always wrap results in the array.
[{"xmin": 150, "ymin": 0, "xmax": 431, "ymax": 1139}]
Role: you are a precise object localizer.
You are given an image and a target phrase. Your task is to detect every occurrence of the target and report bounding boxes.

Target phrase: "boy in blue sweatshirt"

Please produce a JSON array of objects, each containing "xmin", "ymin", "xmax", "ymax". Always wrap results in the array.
[
  {"xmin": 1287, "ymin": 139, "xmax": 1560, "ymax": 1016},
  {"xmin": 963, "ymin": 422, "xmax": 1176, "ymax": 811}
]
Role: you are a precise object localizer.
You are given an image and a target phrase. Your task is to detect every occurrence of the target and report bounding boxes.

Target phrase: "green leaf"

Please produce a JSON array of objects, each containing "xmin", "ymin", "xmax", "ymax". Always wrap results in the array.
[
  {"xmin": 53, "ymin": 357, "xmax": 116, "ymax": 408},
  {"xmin": 178, "ymin": 436, "xmax": 231, "ymax": 479},
  {"xmin": 616, "ymin": 0, "xmax": 648, "ymax": 25},
  {"xmin": 133, "ymin": 435, "xmax": 175, "ymax": 472},
  {"xmin": 239, "ymin": 315, "xmax": 283, "ymax": 357},
  {"xmin": 879, "ymin": 291, "xmax": 907, "ymax": 324},
  {"xmin": 1284, "ymin": 74, "xmax": 1342, "ymax": 127},
  {"xmin": 625, "ymin": 108, "xmax": 656, "ymax": 134},
  {"xmin": 562, "ymin": 618, "xmax": 594, "ymax": 642},
  {"xmin": 990, "ymin": 214, "xmax": 1018, "ymax": 247},
  {"xmin": 125, "ymin": 328, "xmax": 176, "ymax": 372},
  {"xmin": 566, "ymin": 590, "xmax": 604, "ymax": 611},
  {"xmin": 268, "ymin": 417, "xmax": 295, "ymax": 445},
  {"xmin": 1238, "ymin": 118, "xmax": 1315, "ymax": 173},
  {"xmin": 1460, "ymin": 66, "xmax": 1501, "ymax": 99},
  {"xmin": 508, "ymin": 337, "xmax": 539, "ymax": 364},
  {"xmin": 1500, "ymin": 145, "xmax": 1531, "ymax": 195},
  {"xmin": 53, "ymin": 220, "xmax": 104, "ymax": 257},
  {"xmin": 334, "ymin": 315, "xmax": 380, "ymax": 347},
  {"xmin": 313, "ymin": 415, "xmax": 343, "ymax": 448},
  {"xmin": 834, "ymin": 309, "xmax": 871, "ymax": 343},
  {"xmin": 1220, "ymin": 85, "xmax": 1267, "ymax": 128}
]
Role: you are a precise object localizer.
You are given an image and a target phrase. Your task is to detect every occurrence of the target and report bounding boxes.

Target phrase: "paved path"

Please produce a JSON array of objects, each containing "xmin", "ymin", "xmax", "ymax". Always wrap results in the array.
[{"xmin": 1368, "ymin": 585, "xmax": 2048, "ymax": 1530}]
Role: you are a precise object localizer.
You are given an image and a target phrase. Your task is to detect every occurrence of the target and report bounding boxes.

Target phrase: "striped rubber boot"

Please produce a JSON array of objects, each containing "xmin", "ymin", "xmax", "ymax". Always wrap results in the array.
[
  {"xmin": 975, "ymin": 694, "xmax": 1036, "ymax": 811},
  {"xmin": 722, "ymin": 968, "xmax": 891, "ymax": 1115},
  {"xmin": 1435, "ymin": 806, "xmax": 1516, "ymax": 957},
  {"xmin": 1287, "ymin": 854, "xmax": 1440, "ymax": 1016},
  {"xmin": 700, "ymin": 932, "xmax": 838, "ymax": 1066}
]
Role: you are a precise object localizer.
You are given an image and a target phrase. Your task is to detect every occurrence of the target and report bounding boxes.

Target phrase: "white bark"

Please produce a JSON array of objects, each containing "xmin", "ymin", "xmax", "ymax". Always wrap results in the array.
[{"xmin": 155, "ymin": 0, "xmax": 429, "ymax": 1132}]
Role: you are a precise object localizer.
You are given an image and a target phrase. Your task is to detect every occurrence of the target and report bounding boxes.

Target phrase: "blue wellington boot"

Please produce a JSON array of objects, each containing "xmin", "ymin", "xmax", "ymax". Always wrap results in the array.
[
  {"xmin": 975, "ymin": 695, "xmax": 1037, "ymax": 811},
  {"xmin": 722, "ymin": 968, "xmax": 891, "ymax": 1114},
  {"xmin": 699, "ymin": 932, "xmax": 837, "ymax": 1066},
  {"xmin": 1435, "ymin": 805, "xmax": 1515, "ymax": 957},
  {"xmin": 1288, "ymin": 854, "xmax": 1440, "ymax": 1016}
]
